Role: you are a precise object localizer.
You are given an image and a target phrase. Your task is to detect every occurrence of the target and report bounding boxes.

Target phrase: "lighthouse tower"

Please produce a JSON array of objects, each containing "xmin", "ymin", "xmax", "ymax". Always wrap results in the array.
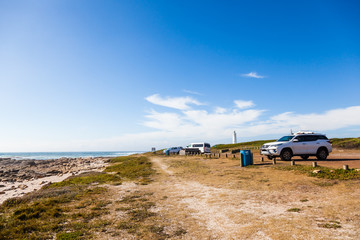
[{"xmin": 233, "ymin": 131, "xmax": 237, "ymax": 144}]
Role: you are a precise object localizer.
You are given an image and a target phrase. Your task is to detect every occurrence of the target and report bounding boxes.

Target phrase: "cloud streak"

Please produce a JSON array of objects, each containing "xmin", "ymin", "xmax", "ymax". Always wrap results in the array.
[
  {"xmin": 26, "ymin": 95, "xmax": 359, "ymax": 152},
  {"xmin": 241, "ymin": 72, "xmax": 265, "ymax": 79},
  {"xmin": 145, "ymin": 94, "xmax": 204, "ymax": 110},
  {"xmin": 183, "ymin": 89, "xmax": 203, "ymax": 96},
  {"xmin": 234, "ymin": 100, "xmax": 255, "ymax": 109},
  {"xmin": 139, "ymin": 95, "xmax": 360, "ymax": 148}
]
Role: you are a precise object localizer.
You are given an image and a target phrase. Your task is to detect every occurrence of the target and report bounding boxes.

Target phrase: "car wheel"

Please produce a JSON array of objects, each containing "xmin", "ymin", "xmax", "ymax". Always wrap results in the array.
[
  {"xmin": 301, "ymin": 155, "xmax": 309, "ymax": 160},
  {"xmin": 316, "ymin": 148, "xmax": 328, "ymax": 160},
  {"xmin": 280, "ymin": 149, "xmax": 292, "ymax": 161},
  {"xmin": 267, "ymin": 156, "xmax": 273, "ymax": 160}
]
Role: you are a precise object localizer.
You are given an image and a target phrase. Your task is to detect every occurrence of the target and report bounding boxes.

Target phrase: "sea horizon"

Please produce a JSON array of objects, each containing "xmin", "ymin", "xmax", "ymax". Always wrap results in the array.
[{"xmin": 0, "ymin": 151, "xmax": 144, "ymax": 160}]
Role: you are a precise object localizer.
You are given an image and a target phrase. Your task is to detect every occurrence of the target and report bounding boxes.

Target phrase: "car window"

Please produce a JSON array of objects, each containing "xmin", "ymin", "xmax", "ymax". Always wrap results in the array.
[
  {"xmin": 278, "ymin": 136, "xmax": 293, "ymax": 141},
  {"xmin": 205, "ymin": 143, "xmax": 210, "ymax": 148},
  {"xmin": 303, "ymin": 135, "xmax": 317, "ymax": 141},
  {"xmin": 317, "ymin": 135, "xmax": 328, "ymax": 140},
  {"xmin": 294, "ymin": 136, "xmax": 305, "ymax": 142}
]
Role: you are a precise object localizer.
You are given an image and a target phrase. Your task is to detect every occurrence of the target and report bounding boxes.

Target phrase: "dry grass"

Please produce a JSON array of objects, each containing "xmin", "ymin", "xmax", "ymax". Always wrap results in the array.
[
  {"xmin": 1, "ymin": 153, "xmax": 360, "ymax": 239},
  {"xmin": 145, "ymin": 155, "xmax": 360, "ymax": 239}
]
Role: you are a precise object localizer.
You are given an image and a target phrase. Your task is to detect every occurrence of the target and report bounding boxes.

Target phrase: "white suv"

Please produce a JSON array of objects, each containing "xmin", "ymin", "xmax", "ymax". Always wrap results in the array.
[{"xmin": 261, "ymin": 132, "xmax": 332, "ymax": 161}]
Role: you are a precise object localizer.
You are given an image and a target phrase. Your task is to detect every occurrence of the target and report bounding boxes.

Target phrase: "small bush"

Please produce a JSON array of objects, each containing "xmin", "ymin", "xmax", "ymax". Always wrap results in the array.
[
  {"xmin": 287, "ymin": 208, "xmax": 301, "ymax": 212},
  {"xmin": 318, "ymin": 221, "xmax": 341, "ymax": 229},
  {"xmin": 57, "ymin": 231, "xmax": 84, "ymax": 240},
  {"xmin": 276, "ymin": 165, "xmax": 360, "ymax": 180}
]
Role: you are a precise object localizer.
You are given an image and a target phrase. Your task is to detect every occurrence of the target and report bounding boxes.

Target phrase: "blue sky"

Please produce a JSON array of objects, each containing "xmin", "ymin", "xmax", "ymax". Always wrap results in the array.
[{"xmin": 1, "ymin": 0, "xmax": 360, "ymax": 151}]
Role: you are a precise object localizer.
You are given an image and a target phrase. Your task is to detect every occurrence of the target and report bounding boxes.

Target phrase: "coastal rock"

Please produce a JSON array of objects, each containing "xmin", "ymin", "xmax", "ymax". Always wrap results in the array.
[
  {"xmin": 0, "ymin": 156, "xmax": 108, "ymax": 183},
  {"xmin": 46, "ymin": 170, "xmax": 62, "ymax": 175},
  {"xmin": 18, "ymin": 184, "xmax": 28, "ymax": 190},
  {"xmin": 20, "ymin": 160, "xmax": 36, "ymax": 167}
]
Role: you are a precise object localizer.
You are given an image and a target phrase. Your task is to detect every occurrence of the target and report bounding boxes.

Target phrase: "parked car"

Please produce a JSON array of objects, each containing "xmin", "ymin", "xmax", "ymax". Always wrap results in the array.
[
  {"xmin": 187, "ymin": 142, "xmax": 211, "ymax": 153},
  {"xmin": 163, "ymin": 147, "xmax": 183, "ymax": 154},
  {"xmin": 261, "ymin": 131, "xmax": 332, "ymax": 161}
]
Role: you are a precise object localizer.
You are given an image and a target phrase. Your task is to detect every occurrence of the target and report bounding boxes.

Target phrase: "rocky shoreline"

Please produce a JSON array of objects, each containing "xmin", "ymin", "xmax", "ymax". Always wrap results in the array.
[{"xmin": 0, "ymin": 157, "xmax": 111, "ymax": 204}]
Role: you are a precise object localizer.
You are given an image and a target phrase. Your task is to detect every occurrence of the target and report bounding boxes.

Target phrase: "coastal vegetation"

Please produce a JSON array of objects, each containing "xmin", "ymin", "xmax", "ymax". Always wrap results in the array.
[
  {"xmin": 1, "ymin": 149, "xmax": 360, "ymax": 239},
  {"xmin": 104, "ymin": 156, "xmax": 154, "ymax": 184},
  {"xmin": 276, "ymin": 165, "xmax": 360, "ymax": 180},
  {"xmin": 330, "ymin": 137, "xmax": 360, "ymax": 149},
  {"xmin": 212, "ymin": 140, "xmax": 274, "ymax": 150},
  {"xmin": 0, "ymin": 156, "xmax": 157, "ymax": 239}
]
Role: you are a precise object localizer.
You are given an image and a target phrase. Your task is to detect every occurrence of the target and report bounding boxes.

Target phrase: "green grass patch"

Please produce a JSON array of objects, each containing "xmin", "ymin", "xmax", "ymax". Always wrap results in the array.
[
  {"xmin": 287, "ymin": 208, "xmax": 301, "ymax": 212},
  {"xmin": 331, "ymin": 137, "xmax": 360, "ymax": 149},
  {"xmin": 213, "ymin": 140, "xmax": 275, "ymax": 150},
  {"xmin": 47, "ymin": 172, "xmax": 122, "ymax": 188},
  {"xmin": 318, "ymin": 220, "xmax": 342, "ymax": 229},
  {"xmin": 105, "ymin": 156, "xmax": 154, "ymax": 182},
  {"xmin": 276, "ymin": 165, "xmax": 360, "ymax": 180},
  {"xmin": 57, "ymin": 231, "xmax": 84, "ymax": 240}
]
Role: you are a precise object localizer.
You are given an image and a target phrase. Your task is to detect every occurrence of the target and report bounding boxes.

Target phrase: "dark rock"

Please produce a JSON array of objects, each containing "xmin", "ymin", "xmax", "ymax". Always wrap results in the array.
[
  {"xmin": 20, "ymin": 160, "xmax": 36, "ymax": 167},
  {"xmin": 46, "ymin": 170, "xmax": 62, "ymax": 175}
]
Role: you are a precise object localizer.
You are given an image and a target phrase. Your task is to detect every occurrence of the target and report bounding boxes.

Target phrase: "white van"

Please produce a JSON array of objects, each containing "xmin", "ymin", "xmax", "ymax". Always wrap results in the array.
[{"xmin": 188, "ymin": 142, "xmax": 211, "ymax": 153}]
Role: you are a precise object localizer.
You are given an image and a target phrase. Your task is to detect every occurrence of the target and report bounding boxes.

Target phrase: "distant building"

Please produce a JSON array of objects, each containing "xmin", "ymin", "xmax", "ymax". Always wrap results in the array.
[{"xmin": 233, "ymin": 131, "xmax": 237, "ymax": 144}]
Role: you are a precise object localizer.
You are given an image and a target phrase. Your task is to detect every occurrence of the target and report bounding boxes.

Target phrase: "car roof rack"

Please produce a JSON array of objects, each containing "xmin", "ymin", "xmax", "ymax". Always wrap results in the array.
[
  {"xmin": 294, "ymin": 130, "xmax": 327, "ymax": 136},
  {"xmin": 294, "ymin": 130, "xmax": 316, "ymax": 135}
]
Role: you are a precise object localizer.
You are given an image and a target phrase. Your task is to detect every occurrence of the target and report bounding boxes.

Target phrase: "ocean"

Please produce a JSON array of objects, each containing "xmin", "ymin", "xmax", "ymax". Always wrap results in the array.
[{"xmin": 0, "ymin": 151, "xmax": 143, "ymax": 160}]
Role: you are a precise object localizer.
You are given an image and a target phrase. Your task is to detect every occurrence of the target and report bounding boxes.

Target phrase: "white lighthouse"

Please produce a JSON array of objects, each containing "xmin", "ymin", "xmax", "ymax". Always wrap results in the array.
[{"xmin": 233, "ymin": 131, "xmax": 237, "ymax": 144}]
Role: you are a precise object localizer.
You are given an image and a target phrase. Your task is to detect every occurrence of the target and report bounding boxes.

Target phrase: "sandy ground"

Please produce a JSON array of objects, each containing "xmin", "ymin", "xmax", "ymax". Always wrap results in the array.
[
  {"xmin": 2, "ymin": 150, "xmax": 360, "ymax": 239},
  {"xmin": 138, "ymin": 153, "xmax": 360, "ymax": 239}
]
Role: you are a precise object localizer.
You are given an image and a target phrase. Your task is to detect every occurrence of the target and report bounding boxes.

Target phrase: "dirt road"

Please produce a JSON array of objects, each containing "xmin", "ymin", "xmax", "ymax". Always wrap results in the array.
[{"xmin": 143, "ymin": 155, "xmax": 360, "ymax": 239}]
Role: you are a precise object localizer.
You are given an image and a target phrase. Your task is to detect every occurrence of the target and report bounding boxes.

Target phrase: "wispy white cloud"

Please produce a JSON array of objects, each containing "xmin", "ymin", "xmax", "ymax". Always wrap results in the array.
[
  {"xmin": 108, "ymin": 104, "xmax": 359, "ymax": 150},
  {"xmin": 137, "ymin": 97, "xmax": 360, "ymax": 149},
  {"xmin": 234, "ymin": 100, "xmax": 255, "ymax": 109},
  {"xmin": 183, "ymin": 89, "xmax": 203, "ymax": 96},
  {"xmin": 24, "ymin": 98, "xmax": 359, "ymax": 152},
  {"xmin": 215, "ymin": 107, "xmax": 227, "ymax": 114},
  {"xmin": 241, "ymin": 72, "xmax": 265, "ymax": 79},
  {"xmin": 145, "ymin": 94, "xmax": 204, "ymax": 110}
]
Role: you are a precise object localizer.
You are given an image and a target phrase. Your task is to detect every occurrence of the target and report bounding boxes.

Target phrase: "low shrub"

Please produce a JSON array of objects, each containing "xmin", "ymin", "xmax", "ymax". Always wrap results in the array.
[{"xmin": 276, "ymin": 165, "xmax": 360, "ymax": 180}]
